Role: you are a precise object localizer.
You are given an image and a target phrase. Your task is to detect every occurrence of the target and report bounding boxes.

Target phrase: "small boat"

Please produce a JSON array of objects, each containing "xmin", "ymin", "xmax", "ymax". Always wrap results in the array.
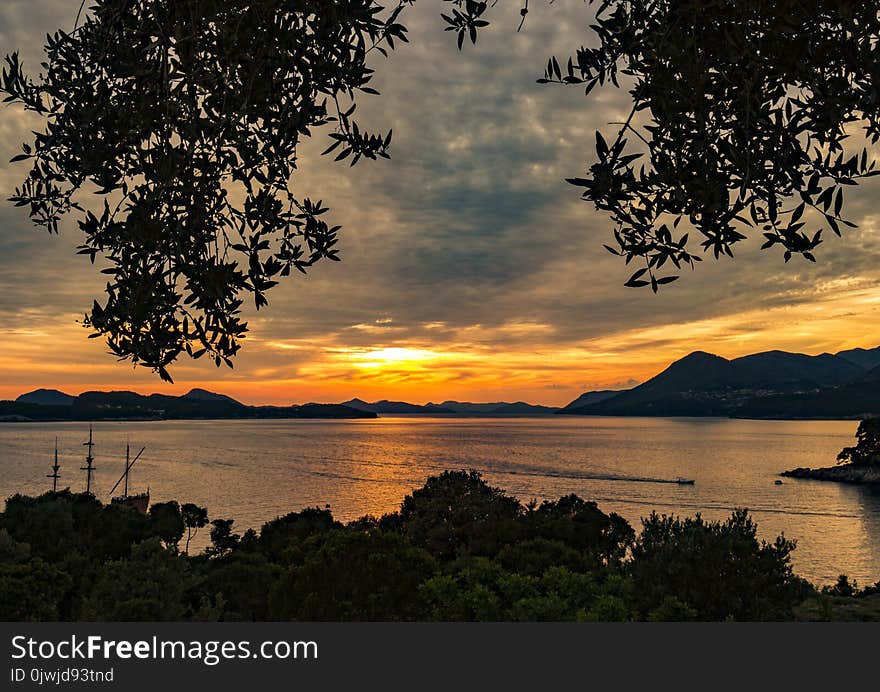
[
  {"xmin": 674, "ymin": 477, "xmax": 695, "ymax": 485},
  {"xmin": 774, "ymin": 479, "xmax": 784, "ymax": 485}
]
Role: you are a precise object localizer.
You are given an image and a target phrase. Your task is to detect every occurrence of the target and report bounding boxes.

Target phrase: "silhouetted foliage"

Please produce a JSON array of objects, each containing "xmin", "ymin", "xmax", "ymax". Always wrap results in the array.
[
  {"xmin": 0, "ymin": 473, "xmax": 855, "ymax": 621},
  {"xmin": 1, "ymin": 490, "xmax": 149, "ymax": 562},
  {"xmin": 452, "ymin": 1, "xmax": 880, "ymax": 292},
  {"xmin": 271, "ymin": 529, "xmax": 437, "ymax": 620},
  {"xmin": 421, "ymin": 558, "xmax": 631, "ymax": 621},
  {"xmin": 837, "ymin": 417, "xmax": 880, "ymax": 466},
  {"xmin": 0, "ymin": 490, "xmax": 197, "ymax": 619},
  {"xmin": 207, "ymin": 518, "xmax": 239, "ymax": 557},
  {"xmin": 1, "ymin": 1, "xmax": 408, "ymax": 381},
  {"xmin": 2, "ymin": 0, "xmax": 875, "ymax": 377},
  {"xmin": 201, "ymin": 552, "xmax": 281, "ymax": 621},
  {"xmin": 824, "ymin": 574, "xmax": 857, "ymax": 598},
  {"xmin": 629, "ymin": 509, "xmax": 807, "ymax": 621},
  {"xmin": 148, "ymin": 500, "xmax": 185, "ymax": 549},
  {"xmin": 257, "ymin": 507, "xmax": 340, "ymax": 562},
  {"xmin": 0, "ymin": 558, "xmax": 72, "ymax": 621},
  {"xmin": 6, "ymin": 2, "xmax": 877, "ymax": 375},
  {"xmin": 795, "ymin": 573, "xmax": 880, "ymax": 621},
  {"xmin": 81, "ymin": 538, "xmax": 193, "ymax": 620},
  {"xmin": 522, "ymin": 494, "xmax": 634, "ymax": 567},
  {"xmin": 496, "ymin": 537, "xmax": 588, "ymax": 577},
  {"xmin": 181, "ymin": 502, "xmax": 208, "ymax": 555},
  {"xmin": 397, "ymin": 470, "xmax": 523, "ymax": 559}
]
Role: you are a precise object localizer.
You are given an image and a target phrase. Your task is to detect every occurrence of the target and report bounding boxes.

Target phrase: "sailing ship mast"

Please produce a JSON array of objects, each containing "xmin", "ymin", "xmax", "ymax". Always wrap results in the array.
[
  {"xmin": 80, "ymin": 425, "xmax": 95, "ymax": 495},
  {"xmin": 38, "ymin": 429, "xmax": 149, "ymax": 512},
  {"xmin": 109, "ymin": 442, "xmax": 149, "ymax": 513},
  {"xmin": 46, "ymin": 437, "xmax": 60, "ymax": 492}
]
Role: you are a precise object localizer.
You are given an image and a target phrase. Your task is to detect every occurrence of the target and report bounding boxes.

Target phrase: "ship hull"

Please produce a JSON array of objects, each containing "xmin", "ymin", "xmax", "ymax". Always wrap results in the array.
[{"xmin": 111, "ymin": 492, "xmax": 150, "ymax": 513}]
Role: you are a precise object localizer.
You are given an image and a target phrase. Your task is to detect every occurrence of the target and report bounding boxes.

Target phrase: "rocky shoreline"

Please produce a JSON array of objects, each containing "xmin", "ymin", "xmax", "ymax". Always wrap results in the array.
[{"xmin": 781, "ymin": 464, "xmax": 880, "ymax": 484}]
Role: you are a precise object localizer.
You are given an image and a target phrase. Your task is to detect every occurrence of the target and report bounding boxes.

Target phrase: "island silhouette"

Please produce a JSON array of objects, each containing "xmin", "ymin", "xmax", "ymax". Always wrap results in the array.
[{"xmin": 5, "ymin": 344, "xmax": 879, "ymax": 422}]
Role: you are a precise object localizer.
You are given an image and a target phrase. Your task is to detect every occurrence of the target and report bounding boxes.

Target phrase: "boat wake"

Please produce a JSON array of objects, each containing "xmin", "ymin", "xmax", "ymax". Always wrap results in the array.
[
  {"xmin": 515, "ymin": 470, "xmax": 694, "ymax": 486},
  {"xmin": 587, "ymin": 495, "xmax": 861, "ymax": 520}
]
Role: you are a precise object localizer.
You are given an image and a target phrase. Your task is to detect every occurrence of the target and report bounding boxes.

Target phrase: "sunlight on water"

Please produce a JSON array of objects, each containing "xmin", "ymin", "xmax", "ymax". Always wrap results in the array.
[{"xmin": 1, "ymin": 416, "xmax": 876, "ymax": 586}]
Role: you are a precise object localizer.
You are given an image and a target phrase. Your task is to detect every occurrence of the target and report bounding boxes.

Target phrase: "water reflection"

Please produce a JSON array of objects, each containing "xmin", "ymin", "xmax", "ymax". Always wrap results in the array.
[{"xmin": 0, "ymin": 416, "xmax": 875, "ymax": 585}]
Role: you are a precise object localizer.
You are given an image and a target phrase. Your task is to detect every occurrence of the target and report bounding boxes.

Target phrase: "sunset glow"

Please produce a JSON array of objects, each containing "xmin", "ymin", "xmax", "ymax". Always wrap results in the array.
[
  {"xmin": 1, "ymin": 275, "xmax": 877, "ymax": 406},
  {"xmin": 1, "ymin": 3, "xmax": 879, "ymax": 409}
]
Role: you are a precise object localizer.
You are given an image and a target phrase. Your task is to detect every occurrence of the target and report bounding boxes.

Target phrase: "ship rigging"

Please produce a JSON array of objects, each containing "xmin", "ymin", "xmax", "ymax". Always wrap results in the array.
[{"xmin": 108, "ymin": 441, "xmax": 150, "ymax": 513}]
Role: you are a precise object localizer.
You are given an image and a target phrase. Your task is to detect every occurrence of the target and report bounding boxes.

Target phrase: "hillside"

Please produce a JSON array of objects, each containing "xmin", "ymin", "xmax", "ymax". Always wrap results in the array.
[
  {"xmin": 341, "ymin": 399, "xmax": 455, "ymax": 414},
  {"xmin": 342, "ymin": 399, "xmax": 559, "ymax": 415},
  {"xmin": 15, "ymin": 389, "xmax": 75, "ymax": 406},
  {"xmin": 561, "ymin": 345, "xmax": 880, "ymax": 419},
  {"xmin": 438, "ymin": 401, "xmax": 560, "ymax": 414},
  {"xmin": 1, "ymin": 390, "xmax": 375, "ymax": 421},
  {"xmin": 560, "ymin": 390, "xmax": 621, "ymax": 411},
  {"xmin": 837, "ymin": 346, "xmax": 880, "ymax": 371}
]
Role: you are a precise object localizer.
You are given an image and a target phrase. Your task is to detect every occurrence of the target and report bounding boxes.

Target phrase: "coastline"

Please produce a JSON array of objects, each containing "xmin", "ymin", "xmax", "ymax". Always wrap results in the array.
[{"xmin": 781, "ymin": 464, "xmax": 880, "ymax": 484}]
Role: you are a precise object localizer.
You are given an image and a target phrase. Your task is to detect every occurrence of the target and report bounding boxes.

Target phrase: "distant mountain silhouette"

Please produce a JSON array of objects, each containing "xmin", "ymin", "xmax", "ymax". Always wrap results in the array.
[
  {"xmin": 15, "ymin": 389, "xmax": 75, "ymax": 406},
  {"xmin": 732, "ymin": 350, "xmax": 862, "ymax": 388},
  {"xmin": 732, "ymin": 377, "xmax": 880, "ymax": 419},
  {"xmin": 437, "ymin": 401, "xmax": 560, "ymax": 414},
  {"xmin": 837, "ymin": 346, "xmax": 880, "ymax": 371},
  {"xmin": 623, "ymin": 350, "xmax": 733, "ymax": 399},
  {"xmin": 342, "ymin": 398, "xmax": 372, "ymax": 410},
  {"xmin": 8, "ymin": 342, "xmax": 879, "ymax": 423},
  {"xmin": 561, "ymin": 345, "xmax": 880, "ymax": 418},
  {"xmin": 1, "ymin": 390, "xmax": 375, "ymax": 421},
  {"xmin": 182, "ymin": 388, "xmax": 243, "ymax": 406},
  {"xmin": 477, "ymin": 402, "xmax": 559, "ymax": 414},
  {"xmin": 341, "ymin": 399, "xmax": 455, "ymax": 414},
  {"xmin": 72, "ymin": 390, "xmax": 247, "ymax": 419},
  {"xmin": 560, "ymin": 390, "xmax": 622, "ymax": 411},
  {"xmin": 342, "ymin": 399, "xmax": 559, "ymax": 414},
  {"xmin": 862, "ymin": 364, "xmax": 880, "ymax": 382}
]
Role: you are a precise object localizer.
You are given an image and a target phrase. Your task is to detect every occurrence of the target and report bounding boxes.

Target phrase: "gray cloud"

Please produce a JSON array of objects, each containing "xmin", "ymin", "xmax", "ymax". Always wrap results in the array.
[{"xmin": 1, "ymin": 1, "xmax": 878, "ymax": 398}]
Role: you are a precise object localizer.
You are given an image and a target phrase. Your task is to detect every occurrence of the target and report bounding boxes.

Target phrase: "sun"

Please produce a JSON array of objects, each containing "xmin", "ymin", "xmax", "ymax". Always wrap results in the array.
[{"xmin": 352, "ymin": 348, "xmax": 441, "ymax": 369}]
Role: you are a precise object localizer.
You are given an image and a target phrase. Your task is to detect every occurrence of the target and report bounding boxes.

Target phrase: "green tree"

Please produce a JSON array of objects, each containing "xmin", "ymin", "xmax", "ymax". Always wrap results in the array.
[
  {"xmin": 496, "ymin": 537, "xmax": 587, "ymax": 577},
  {"xmin": 420, "ymin": 557, "xmax": 627, "ymax": 621},
  {"xmin": 837, "ymin": 418, "xmax": 880, "ymax": 466},
  {"xmin": 419, "ymin": 558, "xmax": 523, "ymax": 621},
  {"xmin": 81, "ymin": 538, "xmax": 193, "ymax": 621},
  {"xmin": 207, "ymin": 518, "xmax": 240, "ymax": 557},
  {"xmin": 0, "ymin": 559, "xmax": 72, "ymax": 621},
  {"xmin": 646, "ymin": 596, "xmax": 698, "ymax": 622},
  {"xmin": 181, "ymin": 503, "xmax": 209, "ymax": 555},
  {"xmin": 148, "ymin": 501, "xmax": 185, "ymax": 549},
  {"xmin": 521, "ymin": 494, "xmax": 634, "ymax": 567},
  {"xmin": 271, "ymin": 529, "xmax": 437, "ymax": 621},
  {"xmin": 257, "ymin": 507, "xmax": 339, "ymax": 562},
  {"xmin": 0, "ymin": 528, "xmax": 30, "ymax": 564},
  {"xmin": 0, "ymin": 477, "xmax": 854, "ymax": 621},
  {"xmin": 629, "ymin": 509, "xmax": 807, "ymax": 621},
  {"xmin": 0, "ymin": 491, "xmax": 149, "ymax": 562},
  {"xmin": 395, "ymin": 470, "xmax": 522, "ymax": 560},
  {"xmin": 203, "ymin": 552, "xmax": 281, "ymax": 621}
]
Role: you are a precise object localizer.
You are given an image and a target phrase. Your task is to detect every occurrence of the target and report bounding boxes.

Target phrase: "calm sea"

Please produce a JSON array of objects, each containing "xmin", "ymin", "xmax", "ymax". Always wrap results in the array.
[{"xmin": 1, "ymin": 416, "xmax": 878, "ymax": 586}]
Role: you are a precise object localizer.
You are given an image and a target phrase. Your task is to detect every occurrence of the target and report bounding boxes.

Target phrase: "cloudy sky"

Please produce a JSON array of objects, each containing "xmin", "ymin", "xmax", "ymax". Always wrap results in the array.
[{"xmin": 1, "ymin": 1, "xmax": 878, "ymax": 406}]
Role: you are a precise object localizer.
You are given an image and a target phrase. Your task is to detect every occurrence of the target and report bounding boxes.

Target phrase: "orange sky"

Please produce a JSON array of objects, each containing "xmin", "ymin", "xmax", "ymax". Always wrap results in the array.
[
  {"xmin": 2, "ymin": 273, "xmax": 877, "ymax": 406},
  {"xmin": 2, "ymin": 3, "xmax": 879, "ymax": 408}
]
